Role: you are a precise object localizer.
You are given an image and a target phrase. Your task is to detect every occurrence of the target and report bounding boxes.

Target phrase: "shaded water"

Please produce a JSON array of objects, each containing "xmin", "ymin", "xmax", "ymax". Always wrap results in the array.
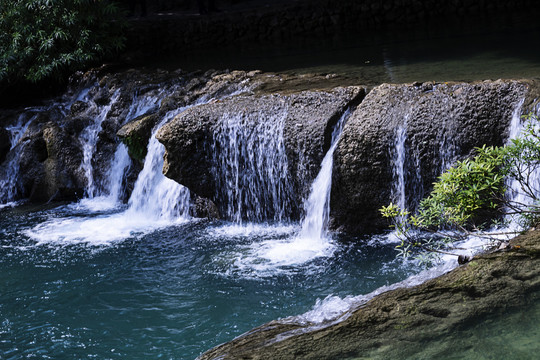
[{"xmin": 160, "ymin": 19, "xmax": 540, "ymax": 86}]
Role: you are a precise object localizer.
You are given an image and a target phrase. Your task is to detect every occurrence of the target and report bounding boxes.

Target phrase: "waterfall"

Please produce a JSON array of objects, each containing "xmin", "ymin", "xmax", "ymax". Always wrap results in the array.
[
  {"xmin": 24, "ymin": 108, "xmax": 192, "ymax": 245},
  {"xmin": 388, "ymin": 115, "xmax": 424, "ymax": 215},
  {"xmin": 79, "ymin": 91, "xmax": 121, "ymax": 198},
  {"xmin": 212, "ymin": 110, "xmax": 294, "ymax": 223},
  {"xmin": 104, "ymin": 144, "xmax": 131, "ymax": 202},
  {"xmin": 229, "ymin": 110, "xmax": 352, "ymax": 273},
  {"xmin": 76, "ymin": 89, "xmax": 168, "ymax": 210},
  {"xmin": 126, "ymin": 108, "xmax": 191, "ymax": 221},
  {"xmin": 0, "ymin": 112, "xmax": 41, "ymax": 204},
  {"xmin": 299, "ymin": 109, "xmax": 351, "ymax": 241},
  {"xmin": 391, "ymin": 123, "xmax": 408, "ymax": 213},
  {"xmin": 504, "ymin": 99, "xmax": 540, "ymax": 230}
]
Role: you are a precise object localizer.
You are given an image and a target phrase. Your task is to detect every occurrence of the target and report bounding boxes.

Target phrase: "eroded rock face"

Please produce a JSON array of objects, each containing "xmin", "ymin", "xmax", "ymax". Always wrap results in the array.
[
  {"xmin": 198, "ymin": 230, "xmax": 540, "ymax": 360},
  {"xmin": 331, "ymin": 80, "xmax": 531, "ymax": 233},
  {"xmin": 156, "ymin": 86, "xmax": 365, "ymax": 221}
]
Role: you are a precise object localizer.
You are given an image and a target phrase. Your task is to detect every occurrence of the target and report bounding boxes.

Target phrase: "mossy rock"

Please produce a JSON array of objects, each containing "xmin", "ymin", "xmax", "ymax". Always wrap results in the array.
[{"xmin": 117, "ymin": 113, "xmax": 159, "ymax": 163}]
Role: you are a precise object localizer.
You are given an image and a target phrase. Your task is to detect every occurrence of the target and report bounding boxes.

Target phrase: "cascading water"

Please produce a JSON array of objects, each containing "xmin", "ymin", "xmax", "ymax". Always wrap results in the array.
[
  {"xmin": 297, "ymin": 96, "xmax": 532, "ymax": 330},
  {"xmin": 127, "ymin": 108, "xmax": 191, "ymax": 221},
  {"xmin": 387, "ymin": 115, "xmax": 425, "ymax": 229},
  {"xmin": 391, "ymin": 123, "xmax": 408, "ymax": 213},
  {"xmin": 25, "ymin": 105, "xmax": 193, "ymax": 245},
  {"xmin": 503, "ymin": 99, "xmax": 540, "ymax": 231},
  {"xmin": 79, "ymin": 91, "xmax": 121, "ymax": 198},
  {"xmin": 299, "ymin": 109, "xmax": 351, "ymax": 242},
  {"xmin": 0, "ymin": 112, "xmax": 37, "ymax": 205},
  {"xmin": 75, "ymin": 88, "xmax": 171, "ymax": 211},
  {"xmin": 222, "ymin": 110, "xmax": 352, "ymax": 274},
  {"xmin": 3, "ymin": 73, "xmax": 537, "ymax": 360},
  {"xmin": 212, "ymin": 110, "xmax": 294, "ymax": 223}
]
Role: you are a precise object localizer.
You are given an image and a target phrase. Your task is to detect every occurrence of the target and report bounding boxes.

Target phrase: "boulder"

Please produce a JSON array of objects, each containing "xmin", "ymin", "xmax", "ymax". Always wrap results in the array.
[
  {"xmin": 331, "ymin": 80, "xmax": 531, "ymax": 233},
  {"xmin": 198, "ymin": 229, "xmax": 540, "ymax": 360},
  {"xmin": 117, "ymin": 113, "xmax": 159, "ymax": 164},
  {"xmin": 190, "ymin": 194, "xmax": 221, "ymax": 219},
  {"xmin": 19, "ymin": 123, "xmax": 86, "ymax": 202},
  {"xmin": 156, "ymin": 86, "xmax": 365, "ymax": 221}
]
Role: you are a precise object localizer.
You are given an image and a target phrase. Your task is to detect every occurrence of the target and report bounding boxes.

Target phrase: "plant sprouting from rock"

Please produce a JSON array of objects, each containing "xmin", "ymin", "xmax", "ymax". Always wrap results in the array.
[{"xmin": 381, "ymin": 113, "xmax": 540, "ymax": 263}]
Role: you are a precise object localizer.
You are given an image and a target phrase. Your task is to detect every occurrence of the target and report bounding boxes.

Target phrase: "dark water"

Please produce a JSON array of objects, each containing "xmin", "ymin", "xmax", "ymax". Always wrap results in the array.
[
  {"xmin": 161, "ymin": 16, "xmax": 540, "ymax": 86},
  {"xmin": 0, "ymin": 204, "xmax": 414, "ymax": 359}
]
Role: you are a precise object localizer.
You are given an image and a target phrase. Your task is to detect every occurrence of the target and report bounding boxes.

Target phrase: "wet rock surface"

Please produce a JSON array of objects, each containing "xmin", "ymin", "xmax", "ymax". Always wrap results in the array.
[
  {"xmin": 156, "ymin": 86, "xmax": 365, "ymax": 220},
  {"xmin": 332, "ymin": 80, "xmax": 532, "ymax": 233},
  {"xmin": 1, "ymin": 70, "xmax": 539, "ymax": 228},
  {"xmin": 198, "ymin": 229, "xmax": 540, "ymax": 360}
]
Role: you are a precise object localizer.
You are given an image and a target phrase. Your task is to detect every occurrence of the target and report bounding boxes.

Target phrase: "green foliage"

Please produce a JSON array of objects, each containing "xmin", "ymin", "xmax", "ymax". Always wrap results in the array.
[
  {"xmin": 416, "ymin": 145, "xmax": 507, "ymax": 229},
  {"xmin": 0, "ymin": 0, "xmax": 125, "ymax": 84},
  {"xmin": 381, "ymin": 113, "xmax": 540, "ymax": 263}
]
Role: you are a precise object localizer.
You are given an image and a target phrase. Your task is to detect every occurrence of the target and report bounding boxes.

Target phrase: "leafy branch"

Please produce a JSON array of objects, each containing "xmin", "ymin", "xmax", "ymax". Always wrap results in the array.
[
  {"xmin": 0, "ymin": 0, "xmax": 125, "ymax": 85},
  {"xmin": 381, "ymin": 113, "xmax": 540, "ymax": 264}
]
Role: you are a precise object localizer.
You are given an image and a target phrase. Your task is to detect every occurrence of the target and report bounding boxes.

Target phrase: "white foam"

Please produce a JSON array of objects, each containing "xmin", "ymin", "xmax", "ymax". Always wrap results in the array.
[
  {"xmin": 209, "ymin": 226, "xmax": 337, "ymax": 279},
  {"xmin": 0, "ymin": 201, "xmax": 23, "ymax": 210},
  {"xmin": 68, "ymin": 196, "xmax": 122, "ymax": 213},
  {"xmin": 292, "ymin": 258, "xmax": 456, "ymax": 326},
  {"xmin": 254, "ymin": 235, "xmax": 336, "ymax": 267},
  {"xmin": 208, "ymin": 223, "xmax": 297, "ymax": 238},
  {"xmin": 24, "ymin": 209, "xmax": 188, "ymax": 246}
]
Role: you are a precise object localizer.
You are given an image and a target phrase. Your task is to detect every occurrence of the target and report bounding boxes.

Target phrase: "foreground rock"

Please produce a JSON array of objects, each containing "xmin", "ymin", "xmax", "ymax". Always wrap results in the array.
[
  {"xmin": 198, "ymin": 230, "xmax": 540, "ymax": 360},
  {"xmin": 156, "ymin": 86, "xmax": 365, "ymax": 220},
  {"xmin": 332, "ymin": 80, "xmax": 534, "ymax": 233}
]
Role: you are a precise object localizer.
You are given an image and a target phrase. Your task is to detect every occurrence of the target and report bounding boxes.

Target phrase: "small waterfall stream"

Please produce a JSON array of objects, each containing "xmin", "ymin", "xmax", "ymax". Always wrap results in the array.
[
  {"xmin": 504, "ymin": 99, "xmax": 540, "ymax": 230},
  {"xmin": 24, "ymin": 107, "xmax": 192, "ymax": 245},
  {"xmin": 79, "ymin": 90, "xmax": 121, "ymax": 198},
  {"xmin": 391, "ymin": 122, "xmax": 408, "ymax": 213},
  {"xmin": 224, "ymin": 110, "xmax": 352, "ymax": 274},
  {"xmin": 0, "ymin": 113, "xmax": 37, "ymax": 205},
  {"xmin": 212, "ymin": 110, "xmax": 294, "ymax": 223},
  {"xmin": 127, "ymin": 109, "xmax": 191, "ymax": 221},
  {"xmin": 299, "ymin": 109, "xmax": 350, "ymax": 242},
  {"xmin": 77, "ymin": 88, "xmax": 173, "ymax": 210}
]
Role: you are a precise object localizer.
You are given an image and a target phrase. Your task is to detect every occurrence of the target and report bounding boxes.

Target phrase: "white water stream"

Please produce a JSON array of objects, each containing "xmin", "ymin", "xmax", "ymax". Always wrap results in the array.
[
  {"xmin": 0, "ymin": 112, "xmax": 37, "ymax": 205},
  {"xmin": 218, "ymin": 110, "xmax": 352, "ymax": 276},
  {"xmin": 25, "ymin": 106, "xmax": 191, "ymax": 245},
  {"xmin": 212, "ymin": 110, "xmax": 294, "ymax": 223}
]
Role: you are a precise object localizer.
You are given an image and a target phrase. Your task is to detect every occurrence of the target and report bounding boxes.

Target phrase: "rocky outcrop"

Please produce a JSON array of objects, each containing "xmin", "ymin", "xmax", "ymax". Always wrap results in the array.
[
  {"xmin": 4, "ymin": 108, "xmax": 87, "ymax": 202},
  {"xmin": 331, "ymin": 80, "xmax": 532, "ymax": 233},
  {"xmin": 117, "ymin": 113, "xmax": 159, "ymax": 163},
  {"xmin": 156, "ymin": 86, "xmax": 365, "ymax": 220},
  {"xmin": 198, "ymin": 229, "xmax": 540, "ymax": 360}
]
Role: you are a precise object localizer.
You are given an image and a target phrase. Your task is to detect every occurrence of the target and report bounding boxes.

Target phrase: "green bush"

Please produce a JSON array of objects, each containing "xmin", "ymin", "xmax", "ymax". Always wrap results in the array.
[
  {"xmin": 0, "ymin": 0, "xmax": 125, "ymax": 85},
  {"xmin": 381, "ymin": 113, "xmax": 540, "ymax": 263}
]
